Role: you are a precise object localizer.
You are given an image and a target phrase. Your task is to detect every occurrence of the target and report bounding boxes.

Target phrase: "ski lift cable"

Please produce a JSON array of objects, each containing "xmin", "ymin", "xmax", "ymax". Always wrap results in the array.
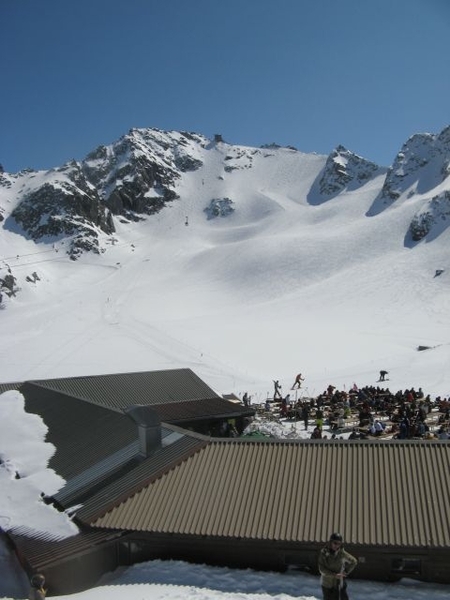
[
  {"xmin": 0, "ymin": 248, "xmax": 56, "ymax": 262},
  {"xmin": 0, "ymin": 199, "xmax": 184, "ymax": 264},
  {"xmin": 0, "ymin": 206, "xmax": 179, "ymax": 268},
  {"xmin": 2, "ymin": 256, "xmax": 69, "ymax": 269}
]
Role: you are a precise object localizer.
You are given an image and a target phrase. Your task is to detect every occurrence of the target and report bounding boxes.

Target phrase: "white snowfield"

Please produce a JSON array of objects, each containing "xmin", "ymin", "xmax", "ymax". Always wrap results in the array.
[
  {"xmin": 0, "ymin": 132, "xmax": 449, "ymax": 600},
  {"xmin": 0, "ymin": 135, "xmax": 449, "ymax": 401}
]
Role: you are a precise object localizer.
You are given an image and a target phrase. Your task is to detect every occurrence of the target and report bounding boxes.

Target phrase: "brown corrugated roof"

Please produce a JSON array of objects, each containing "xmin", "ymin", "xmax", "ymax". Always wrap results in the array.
[
  {"xmin": 92, "ymin": 439, "xmax": 450, "ymax": 548},
  {"xmin": 76, "ymin": 432, "xmax": 208, "ymax": 523}
]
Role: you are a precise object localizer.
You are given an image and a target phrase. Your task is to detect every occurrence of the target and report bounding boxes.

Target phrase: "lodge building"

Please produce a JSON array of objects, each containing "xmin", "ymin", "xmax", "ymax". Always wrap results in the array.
[{"xmin": 1, "ymin": 369, "xmax": 450, "ymax": 594}]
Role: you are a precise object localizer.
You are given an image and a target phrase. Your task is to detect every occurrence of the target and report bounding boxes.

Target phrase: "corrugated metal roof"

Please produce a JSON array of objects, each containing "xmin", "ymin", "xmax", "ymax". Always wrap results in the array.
[
  {"xmin": 21, "ymin": 382, "xmax": 138, "ymax": 479},
  {"xmin": 54, "ymin": 425, "xmax": 182, "ymax": 506},
  {"xmin": 92, "ymin": 439, "xmax": 450, "ymax": 548},
  {"xmin": 22, "ymin": 370, "xmax": 253, "ymax": 424},
  {"xmin": 10, "ymin": 528, "xmax": 124, "ymax": 570},
  {"xmin": 53, "ymin": 440, "xmax": 140, "ymax": 504},
  {"xmin": 28, "ymin": 368, "xmax": 221, "ymax": 410},
  {"xmin": 77, "ymin": 433, "xmax": 208, "ymax": 523},
  {"xmin": 21, "ymin": 378, "xmax": 205, "ymax": 511},
  {"xmin": 153, "ymin": 397, "xmax": 254, "ymax": 422},
  {"xmin": 0, "ymin": 381, "xmax": 22, "ymax": 394}
]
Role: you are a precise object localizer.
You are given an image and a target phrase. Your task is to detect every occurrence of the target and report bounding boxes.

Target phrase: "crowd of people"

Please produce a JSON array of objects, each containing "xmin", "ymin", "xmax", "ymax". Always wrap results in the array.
[{"xmin": 250, "ymin": 373, "xmax": 450, "ymax": 441}]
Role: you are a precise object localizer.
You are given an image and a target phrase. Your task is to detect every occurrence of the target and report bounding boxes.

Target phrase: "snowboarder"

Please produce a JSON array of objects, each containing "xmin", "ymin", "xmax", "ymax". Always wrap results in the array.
[
  {"xmin": 292, "ymin": 373, "xmax": 305, "ymax": 389},
  {"xmin": 29, "ymin": 574, "xmax": 47, "ymax": 600},
  {"xmin": 318, "ymin": 533, "xmax": 357, "ymax": 600},
  {"xmin": 273, "ymin": 380, "xmax": 282, "ymax": 399},
  {"xmin": 379, "ymin": 370, "xmax": 388, "ymax": 382}
]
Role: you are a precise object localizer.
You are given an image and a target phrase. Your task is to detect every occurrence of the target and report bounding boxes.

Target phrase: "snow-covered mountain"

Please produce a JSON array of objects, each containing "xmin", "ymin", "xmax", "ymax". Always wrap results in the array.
[
  {"xmin": 1, "ymin": 126, "xmax": 449, "ymax": 398},
  {"xmin": 3, "ymin": 126, "xmax": 450, "ymax": 261}
]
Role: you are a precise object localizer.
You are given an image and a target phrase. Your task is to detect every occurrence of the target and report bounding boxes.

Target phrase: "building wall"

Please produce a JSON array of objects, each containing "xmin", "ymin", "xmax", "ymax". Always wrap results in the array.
[
  {"xmin": 39, "ymin": 542, "xmax": 118, "ymax": 595},
  {"xmin": 115, "ymin": 533, "xmax": 450, "ymax": 585},
  {"xmin": 19, "ymin": 532, "xmax": 450, "ymax": 595}
]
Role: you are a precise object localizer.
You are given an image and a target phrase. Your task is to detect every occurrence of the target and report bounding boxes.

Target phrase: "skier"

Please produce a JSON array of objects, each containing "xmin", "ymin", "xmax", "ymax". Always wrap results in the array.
[
  {"xmin": 29, "ymin": 574, "xmax": 47, "ymax": 600},
  {"xmin": 318, "ymin": 532, "xmax": 357, "ymax": 600},
  {"xmin": 292, "ymin": 372, "xmax": 305, "ymax": 389},
  {"xmin": 379, "ymin": 370, "xmax": 388, "ymax": 381}
]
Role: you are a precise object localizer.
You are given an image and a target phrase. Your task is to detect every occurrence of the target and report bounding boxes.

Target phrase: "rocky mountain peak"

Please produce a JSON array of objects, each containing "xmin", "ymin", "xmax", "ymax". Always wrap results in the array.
[
  {"xmin": 1, "ymin": 123, "xmax": 450, "ymax": 289},
  {"xmin": 381, "ymin": 126, "xmax": 450, "ymax": 201},
  {"xmin": 9, "ymin": 161, "xmax": 114, "ymax": 259},
  {"xmin": 317, "ymin": 145, "xmax": 382, "ymax": 197},
  {"xmin": 81, "ymin": 128, "xmax": 204, "ymax": 218}
]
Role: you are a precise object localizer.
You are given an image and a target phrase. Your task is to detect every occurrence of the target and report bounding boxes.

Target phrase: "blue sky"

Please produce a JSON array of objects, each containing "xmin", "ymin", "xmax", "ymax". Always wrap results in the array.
[{"xmin": 2, "ymin": 0, "xmax": 450, "ymax": 173}]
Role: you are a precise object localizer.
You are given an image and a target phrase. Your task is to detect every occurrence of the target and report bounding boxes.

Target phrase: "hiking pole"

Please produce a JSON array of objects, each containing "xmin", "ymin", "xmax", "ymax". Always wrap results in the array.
[{"xmin": 338, "ymin": 560, "xmax": 345, "ymax": 600}]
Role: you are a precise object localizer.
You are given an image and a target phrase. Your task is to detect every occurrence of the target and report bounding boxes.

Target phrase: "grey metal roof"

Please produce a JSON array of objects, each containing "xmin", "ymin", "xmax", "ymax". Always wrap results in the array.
[
  {"xmin": 8, "ymin": 370, "xmax": 250, "ymax": 530},
  {"xmin": 22, "ymin": 369, "xmax": 253, "ymax": 424},
  {"xmin": 0, "ymin": 381, "xmax": 22, "ymax": 394},
  {"xmin": 20, "ymin": 379, "xmax": 205, "ymax": 513},
  {"xmin": 21, "ymin": 382, "xmax": 139, "ymax": 479},
  {"xmin": 151, "ymin": 396, "xmax": 254, "ymax": 422},
  {"xmin": 92, "ymin": 438, "xmax": 450, "ymax": 549},
  {"xmin": 9, "ymin": 528, "xmax": 125, "ymax": 571},
  {"xmin": 28, "ymin": 368, "xmax": 221, "ymax": 410}
]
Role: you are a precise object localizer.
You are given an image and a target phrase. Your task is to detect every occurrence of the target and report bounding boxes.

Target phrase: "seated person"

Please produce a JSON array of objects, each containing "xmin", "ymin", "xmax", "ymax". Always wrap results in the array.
[
  {"xmin": 311, "ymin": 426, "xmax": 322, "ymax": 439},
  {"xmin": 374, "ymin": 420, "xmax": 385, "ymax": 436}
]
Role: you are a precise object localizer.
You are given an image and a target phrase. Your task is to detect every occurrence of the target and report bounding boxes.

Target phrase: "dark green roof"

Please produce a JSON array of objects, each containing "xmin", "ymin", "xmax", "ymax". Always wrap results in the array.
[{"xmin": 28, "ymin": 368, "xmax": 220, "ymax": 411}]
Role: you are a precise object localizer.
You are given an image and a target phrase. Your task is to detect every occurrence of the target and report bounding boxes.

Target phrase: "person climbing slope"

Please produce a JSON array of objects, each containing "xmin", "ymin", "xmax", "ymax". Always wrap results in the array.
[{"xmin": 292, "ymin": 373, "xmax": 305, "ymax": 389}]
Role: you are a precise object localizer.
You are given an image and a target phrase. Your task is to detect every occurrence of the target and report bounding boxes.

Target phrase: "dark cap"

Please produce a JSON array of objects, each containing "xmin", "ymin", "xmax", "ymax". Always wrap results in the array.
[
  {"xmin": 330, "ymin": 532, "xmax": 343, "ymax": 542},
  {"xmin": 31, "ymin": 574, "xmax": 45, "ymax": 586}
]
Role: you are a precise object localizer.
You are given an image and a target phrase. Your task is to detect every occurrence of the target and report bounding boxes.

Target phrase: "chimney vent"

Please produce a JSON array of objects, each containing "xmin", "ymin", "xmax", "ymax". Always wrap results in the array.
[{"xmin": 124, "ymin": 405, "xmax": 162, "ymax": 457}]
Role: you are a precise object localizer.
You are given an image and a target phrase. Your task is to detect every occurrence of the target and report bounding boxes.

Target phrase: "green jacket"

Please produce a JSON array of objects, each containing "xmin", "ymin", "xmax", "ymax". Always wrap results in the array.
[{"xmin": 318, "ymin": 543, "xmax": 358, "ymax": 589}]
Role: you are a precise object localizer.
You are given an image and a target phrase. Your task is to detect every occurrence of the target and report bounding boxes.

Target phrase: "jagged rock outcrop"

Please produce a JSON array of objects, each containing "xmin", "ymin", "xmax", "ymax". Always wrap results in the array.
[
  {"xmin": 0, "ymin": 263, "xmax": 19, "ymax": 298},
  {"xmin": 318, "ymin": 145, "xmax": 381, "ymax": 197},
  {"xmin": 10, "ymin": 161, "xmax": 114, "ymax": 258},
  {"xmin": 3, "ymin": 128, "xmax": 207, "ymax": 259},
  {"xmin": 409, "ymin": 190, "xmax": 450, "ymax": 242},
  {"xmin": 204, "ymin": 197, "xmax": 235, "ymax": 220},
  {"xmin": 82, "ymin": 128, "xmax": 204, "ymax": 218},
  {"xmin": 381, "ymin": 126, "xmax": 450, "ymax": 202},
  {"xmin": 2, "ymin": 124, "xmax": 450, "ymax": 273}
]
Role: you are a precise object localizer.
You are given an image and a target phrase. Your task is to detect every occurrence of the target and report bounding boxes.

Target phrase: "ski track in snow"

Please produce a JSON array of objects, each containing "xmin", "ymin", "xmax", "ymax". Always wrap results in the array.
[{"xmin": 1, "ymin": 140, "xmax": 450, "ymax": 397}]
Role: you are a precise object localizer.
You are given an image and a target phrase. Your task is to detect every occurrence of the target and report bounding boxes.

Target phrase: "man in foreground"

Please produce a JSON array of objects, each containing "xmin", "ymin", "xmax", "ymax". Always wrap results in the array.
[{"xmin": 318, "ymin": 532, "xmax": 358, "ymax": 600}]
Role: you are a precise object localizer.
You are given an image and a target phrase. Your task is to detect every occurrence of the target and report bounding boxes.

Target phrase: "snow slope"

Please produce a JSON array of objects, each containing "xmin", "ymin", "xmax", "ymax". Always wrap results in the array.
[
  {"xmin": 0, "ymin": 132, "xmax": 449, "ymax": 401},
  {"xmin": 1, "ymin": 128, "xmax": 450, "ymax": 600}
]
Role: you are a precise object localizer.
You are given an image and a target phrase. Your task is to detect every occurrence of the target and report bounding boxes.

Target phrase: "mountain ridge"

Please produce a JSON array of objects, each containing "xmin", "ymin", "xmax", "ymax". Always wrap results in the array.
[
  {"xmin": 1, "ymin": 125, "xmax": 449, "ymax": 266},
  {"xmin": 0, "ymin": 125, "xmax": 449, "ymax": 397}
]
